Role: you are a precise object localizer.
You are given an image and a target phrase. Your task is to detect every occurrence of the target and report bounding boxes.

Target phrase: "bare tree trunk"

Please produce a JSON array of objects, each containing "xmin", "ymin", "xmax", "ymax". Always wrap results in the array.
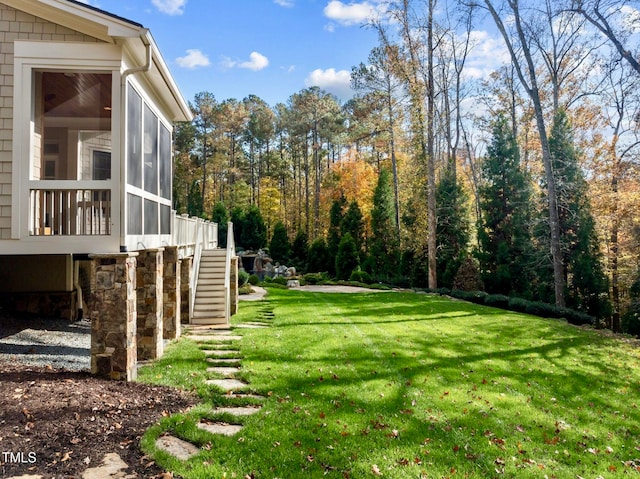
[
  {"xmin": 426, "ymin": 0, "xmax": 437, "ymax": 289},
  {"xmin": 485, "ymin": 0, "xmax": 566, "ymax": 307}
]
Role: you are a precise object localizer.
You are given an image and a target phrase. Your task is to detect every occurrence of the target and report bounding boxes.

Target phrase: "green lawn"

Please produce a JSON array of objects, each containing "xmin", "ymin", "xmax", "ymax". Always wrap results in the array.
[{"xmin": 139, "ymin": 288, "xmax": 640, "ymax": 478}]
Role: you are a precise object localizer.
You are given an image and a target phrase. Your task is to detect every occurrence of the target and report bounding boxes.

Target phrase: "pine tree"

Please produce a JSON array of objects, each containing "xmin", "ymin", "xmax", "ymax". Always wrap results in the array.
[
  {"xmin": 547, "ymin": 109, "xmax": 610, "ymax": 319},
  {"xmin": 477, "ymin": 114, "xmax": 534, "ymax": 297},
  {"xmin": 341, "ymin": 201, "xmax": 365, "ymax": 257},
  {"xmin": 187, "ymin": 180, "xmax": 204, "ymax": 218},
  {"xmin": 327, "ymin": 196, "xmax": 346, "ymax": 277},
  {"xmin": 240, "ymin": 206, "xmax": 267, "ymax": 251},
  {"xmin": 369, "ymin": 169, "xmax": 400, "ymax": 282},
  {"xmin": 212, "ymin": 202, "xmax": 228, "ymax": 247},
  {"xmin": 307, "ymin": 237, "xmax": 331, "ymax": 274},
  {"xmin": 270, "ymin": 221, "xmax": 291, "ymax": 264},
  {"xmin": 291, "ymin": 230, "xmax": 309, "ymax": 272},
  {"xmin": 336, "ymin": 233, "xmax": 360, "ymax": 280},
  {"xmin": 436, "ymin": 166, "xmax": 470, "ymax": 289}
]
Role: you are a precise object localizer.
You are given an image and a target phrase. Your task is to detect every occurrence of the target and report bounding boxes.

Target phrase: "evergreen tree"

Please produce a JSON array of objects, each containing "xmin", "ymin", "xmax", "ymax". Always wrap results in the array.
[
  {"xmin": 436, "ymin": 166, "xmax": 470, "ymax": 289},
  {"xmin": 477, "ymin": 114, "xmax": 534, "ymax": 297},
  {"xmin": 336, "ymin": 233, "xmax": 360, "ymax": 280},
  {"xmin": 240, "ymin": 206, "xmax": 267, "ymax": 251},
  {"xmin": 327, "ymin": 196, "xmax": 346, "ymax": 277},
  {"xmin": 307, "ymin": 237, "xmax": 331, "ymax": 274},
  {"xmin": 547, "ymin": 109, "xmax": 610, "ymax": 319},
  {"xmin": 270, "ymin": 221, "xmax": 291, "ymax": 264},
  {"xmin": 291, "ymin": 230, "xmax": 309, "ymax": 271},
  {"xmin": 187, "ymin": 179, "xmax": 204, "ymax": 218},
  {"xmin": 212, "ymin": 202, "xmax": 228, "ymax": 248},
  {"xmin": 230, "ymin": 207, "xmax": 245, "ymax": 250},
  {"xmin": 341, "ymin": 201, "xmax": 365, "ymax": 257},
  {"xmin": 369, "ymin": 169, "xmax": 400, "ymax": 282}
]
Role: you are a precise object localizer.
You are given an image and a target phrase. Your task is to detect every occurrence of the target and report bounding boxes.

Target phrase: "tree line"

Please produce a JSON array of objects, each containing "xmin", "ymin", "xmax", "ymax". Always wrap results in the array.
[{"xmin": 173, "ymin": 0, "xmax": 640, "ymax": 335}]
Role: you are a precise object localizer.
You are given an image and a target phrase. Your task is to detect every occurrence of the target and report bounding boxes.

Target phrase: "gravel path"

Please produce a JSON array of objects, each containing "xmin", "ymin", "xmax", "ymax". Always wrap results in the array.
[{"xmin": 0, "ymin": 312, "xmax": 90, "ymax": 371}]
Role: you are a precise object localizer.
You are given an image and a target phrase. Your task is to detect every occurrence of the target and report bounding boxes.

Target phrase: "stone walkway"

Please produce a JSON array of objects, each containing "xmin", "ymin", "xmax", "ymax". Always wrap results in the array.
[
  {"xmin": 6, "ymin": 294, "xmax": 273, "ymax": 479},
  {"xmin": 150, "ymin": 303, "xmax": 275, "ymax": 468}
]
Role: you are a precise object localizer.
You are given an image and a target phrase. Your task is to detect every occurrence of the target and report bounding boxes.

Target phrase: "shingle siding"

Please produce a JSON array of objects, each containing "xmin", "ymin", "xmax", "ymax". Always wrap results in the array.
[{"xmin": 0, "ymin": 3, "xmax": 100, "ymax": 239}]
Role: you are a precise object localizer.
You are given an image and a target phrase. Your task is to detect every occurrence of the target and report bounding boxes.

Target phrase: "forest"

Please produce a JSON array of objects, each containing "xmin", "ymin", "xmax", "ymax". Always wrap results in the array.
[{"xmin": 171, "ymin": 0, "xmax": 640, "ymax": 335}]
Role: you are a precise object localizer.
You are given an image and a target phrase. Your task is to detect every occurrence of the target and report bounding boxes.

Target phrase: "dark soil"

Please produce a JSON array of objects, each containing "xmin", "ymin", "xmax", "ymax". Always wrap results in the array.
[{"xmin": 0, "ymin": 363, "xmax": 198, "ymax": 478}]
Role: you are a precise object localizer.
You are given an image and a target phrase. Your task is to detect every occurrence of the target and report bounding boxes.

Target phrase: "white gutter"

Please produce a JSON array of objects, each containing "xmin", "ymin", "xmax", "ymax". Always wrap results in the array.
[{"xmin": 119, "ymin": 29, "xmax": 152, "ymax": 252}]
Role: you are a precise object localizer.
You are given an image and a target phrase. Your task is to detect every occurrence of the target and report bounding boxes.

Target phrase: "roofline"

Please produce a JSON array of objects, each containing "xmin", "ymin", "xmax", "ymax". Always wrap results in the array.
[
  {"xmin": 5, "ymin": 0, "xmax": 193, "ymax": 122},
  {"xmin": 63, "ymin": 0, "xmax": 144, "ymax": 29}
]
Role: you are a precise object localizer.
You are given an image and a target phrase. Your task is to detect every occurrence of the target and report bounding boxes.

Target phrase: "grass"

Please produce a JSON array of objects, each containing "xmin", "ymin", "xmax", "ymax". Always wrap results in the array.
[{"xmin": 139, "ymin": 288, "xmax": 640, "ymax": 478}]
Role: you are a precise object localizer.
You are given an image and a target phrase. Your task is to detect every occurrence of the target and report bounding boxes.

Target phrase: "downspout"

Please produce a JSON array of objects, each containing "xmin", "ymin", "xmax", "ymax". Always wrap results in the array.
[{"xmin": 119, "ymin": 29, "xmax": 152, "ymax": 252}]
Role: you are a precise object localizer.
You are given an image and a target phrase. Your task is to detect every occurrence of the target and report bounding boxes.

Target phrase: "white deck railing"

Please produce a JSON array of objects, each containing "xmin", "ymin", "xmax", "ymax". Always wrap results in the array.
[
  {"xmin": 171, "ymin": 212, "xmax": 219, "ymax": 320},
  {"xmin": 29, "ymin": 188, "xmax": 111, "ymax": 236},
  {"xmin": 171, "ymin": 212, "xmax": 218, "ymax": 259}
]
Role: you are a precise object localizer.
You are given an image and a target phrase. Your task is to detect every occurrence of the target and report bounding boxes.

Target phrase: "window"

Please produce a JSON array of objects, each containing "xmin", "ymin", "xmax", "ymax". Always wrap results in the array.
[
  {"xmin": 92, "ymin": 150, "xmax": 111, "ymax": 180},
  {"xmin": 127, "ymin": 84, "xmax": 142, "ymax": 188},
  {"xmin": 35, "ymin": 72, "xmax": 112, "ymax": 181},
  {"xmin": 144, "ymin": 104, "xmax": 158, "ymax": 194}
]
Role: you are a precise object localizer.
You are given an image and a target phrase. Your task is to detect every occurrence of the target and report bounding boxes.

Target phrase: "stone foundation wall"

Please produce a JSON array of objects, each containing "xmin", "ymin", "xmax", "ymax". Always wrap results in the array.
[
  {"xmin": 180, "ymin": 256, "xmax": 192, "ymax": 324},
  {"xmin": 88, "ymin": 253, "xmax": 137, "ymax": 381},
  {"xmin": 0, "ymin": 291, "xmax": 77, "ymax": 320},
  {"xmin": 163, "ymin": 246, "xmax": 180, "ymax": 340},
  {"xmin": 136, "ymin": 248, "xmax": 163, "ymax": 361}
]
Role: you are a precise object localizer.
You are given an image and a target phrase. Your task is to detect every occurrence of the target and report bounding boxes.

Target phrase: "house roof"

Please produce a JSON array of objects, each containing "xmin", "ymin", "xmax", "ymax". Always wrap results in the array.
[{"xmin": 2, "ymin": 0, "xmax": 193, "ymax": 122}]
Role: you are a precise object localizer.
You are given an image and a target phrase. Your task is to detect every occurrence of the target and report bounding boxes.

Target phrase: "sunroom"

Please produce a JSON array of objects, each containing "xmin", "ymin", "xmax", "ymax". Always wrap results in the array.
[{"xmin": 9, "ymin": 30, "xmax": 190, "ymax": 255}]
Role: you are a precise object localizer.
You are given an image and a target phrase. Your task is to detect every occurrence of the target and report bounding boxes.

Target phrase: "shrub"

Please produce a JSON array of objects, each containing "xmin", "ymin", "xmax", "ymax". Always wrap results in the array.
[
  {"xmin": 303, "ymin": 272, "xmax": 329, "ymax": 285},
  {"xmin": 272, "ymin": 276, "xmax": 288, "ymax": 286},
  {"xmin": 350, "ymin": 269, "xmax": 372, "ymax": 284},
  {"xmin": 238, "ymin": 270, "xmax": 250, "ymax": 286},
  {"xmin": 248, "ymin": 274, "xmax": 260, "ymax": 285},
  {"xmin": 450, "ymin": 289, "xmax": 487, "ymax": 304},
  {"xmin": 239, "ymin": 284, "xmax": 254, "ymax": 295},
  {"xmin": 484, "ymin": 294, "xmax": 510, "ymax": 309},
  {"xmin": 507, "ymin": 297, "xmax": 530, "ymax": 313}
]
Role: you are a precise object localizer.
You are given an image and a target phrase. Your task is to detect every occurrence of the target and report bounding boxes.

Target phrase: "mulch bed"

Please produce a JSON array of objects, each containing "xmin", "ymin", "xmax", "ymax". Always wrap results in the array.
[{"xmin": 0, "ymin": 363, "xmax": 199, "ymax": 478}]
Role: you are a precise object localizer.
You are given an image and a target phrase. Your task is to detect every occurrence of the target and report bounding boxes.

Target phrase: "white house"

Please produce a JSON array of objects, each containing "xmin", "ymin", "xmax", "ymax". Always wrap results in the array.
[{"xmin": 0, "ymin": 0, "xmax": 236, "ymax": 380}]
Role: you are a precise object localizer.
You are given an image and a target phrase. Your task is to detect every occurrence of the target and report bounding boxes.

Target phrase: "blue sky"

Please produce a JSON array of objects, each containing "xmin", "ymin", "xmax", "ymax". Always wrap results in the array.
[{"xmin": 88, "ymin": 0, "xmax": 389, "ymax": 107}]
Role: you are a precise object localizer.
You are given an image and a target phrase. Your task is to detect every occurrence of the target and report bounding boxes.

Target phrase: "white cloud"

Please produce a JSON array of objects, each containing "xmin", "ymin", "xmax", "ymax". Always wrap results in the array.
[
  {"xmin": 464, "ymin": 30, "xmax": 510, "ymax": 80},
  {"xmin": 176, "ymin": 49, "xmax": 210, "ymax": 69},
  {"xmin": 221, "ymin": 52, "xmax": 270, "ymax": 71},
  {"xmin": 323, "ymin": 1, "xmax": 386, "ymax": 26},
  {"xmin": 274, "ymin": 0, "xmax": 294, "ymax": 6},
  {"xmin": 305, "ymin": 68, "xmax": 353, "ymax": 99},
  {"xmin": 240, "ymin": 52, "xmax": 270, "ymax": 71},
  {"xmin": 620, "ymin": 5, "xmax": 640, "ymax": 33},
  {"xmin": 151, "ymin": 0, "xmax": 186, "ymax": 15}
]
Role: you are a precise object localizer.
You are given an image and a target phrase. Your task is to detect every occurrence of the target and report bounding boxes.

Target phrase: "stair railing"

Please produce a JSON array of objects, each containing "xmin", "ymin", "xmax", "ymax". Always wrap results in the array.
[
  {"xmin": 189, "ymin": 218, "xmax": 205, "ymax": 321},
  {"xmin": 224, "ymin": 222, "xmax": 235, "ymax": 322}
]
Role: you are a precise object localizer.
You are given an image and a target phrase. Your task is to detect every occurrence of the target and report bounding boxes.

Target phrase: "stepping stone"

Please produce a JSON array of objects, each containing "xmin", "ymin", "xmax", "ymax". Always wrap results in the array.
[
  {"xmin": 204, "ymin": 349, "xmax": 241, "ymax": 356},
  {"xmin": 189, "ymin": 334, "xmax": 242, "ymax": 342},
  {"xmin": 215, "ymin": 405, "xmax": 262, "ymax": 416},
  {"xmin": 156, "ymin": 435, "xmax": 200, "ymax": 461},
  {"xmin": 235, "ymin": 323, "xmax": 269, "ymax": 329},
  {"xmin": 81, "ymin": 452, "xmax": 136, "ymax": 479},
  {"xmin": 207, "ymin": 366, "xmax": 241, "ymax": 375},
  {"xmin": 206, "ymin": 357, "xmax": 241, "ymax": 364},
  {"xmin": 206, "ymin": 378, "xmax": 248, "ymax": 390},
  {"xmin": 197, "ymin": 421, "xmax": 243, "ymax": 436}
]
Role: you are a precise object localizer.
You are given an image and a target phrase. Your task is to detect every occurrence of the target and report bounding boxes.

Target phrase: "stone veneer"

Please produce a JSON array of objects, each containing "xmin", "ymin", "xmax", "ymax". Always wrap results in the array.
[
  {"xmin": 180, "ymin": 256, "xmax": 192, "ymax": 324},
  {"xmin": 163, "ymin": 246, "xmax": 180, "ymax": 340},
  {"xmin": 230, "ymin": 256, "xmax": 239, "ymax": 316},
  {"xmin": 88, "ymin": 253, "xmax": 138, "ymax": 381},
  {"xmin": 136, "ymin": 248, "xmax": 164, "ymax": 361}
]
